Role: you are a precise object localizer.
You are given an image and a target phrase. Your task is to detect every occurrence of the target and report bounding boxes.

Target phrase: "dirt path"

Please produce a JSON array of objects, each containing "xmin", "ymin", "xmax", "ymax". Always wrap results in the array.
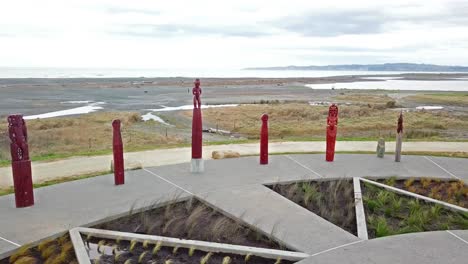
[{"xmin": 0, "ymin": 141, "xmax": 467, "ymax": 187}]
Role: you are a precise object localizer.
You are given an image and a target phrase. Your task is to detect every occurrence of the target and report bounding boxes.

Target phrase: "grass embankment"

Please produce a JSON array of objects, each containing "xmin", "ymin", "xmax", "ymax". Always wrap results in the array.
[
  {"xmin": 334, "ymin": 93, "xmax": 398, "ymax": 107},
  {"xmin": 0, "ymin": 112, "xmax": 186, "ymax": 166},
  {"xmin": 407, "ymin": 92, "xmax": 468, "ymax": 106},
  {"xmin": 0, "ymin": 170, "xmax": 111, "ymax": 196},
  {"xmin": 200, "ymin": 103, "xmax": 468, "ymax": 141}
]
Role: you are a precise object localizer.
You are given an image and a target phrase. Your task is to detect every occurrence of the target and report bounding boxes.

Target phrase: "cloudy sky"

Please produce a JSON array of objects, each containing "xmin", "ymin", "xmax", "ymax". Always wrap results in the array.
[{"xmin": 1, "ymin": 0, "xmax": 468, "ymax": 69}]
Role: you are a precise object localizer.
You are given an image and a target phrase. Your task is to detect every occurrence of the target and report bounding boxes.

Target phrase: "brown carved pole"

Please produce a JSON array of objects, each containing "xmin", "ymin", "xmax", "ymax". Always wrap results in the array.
[
  {"xmin": 112, "ymin": 120, "xmax": 125, "ymax": 185},
  {"xmin": 326, "ymin": 104, "xmax": 339, "ymax": 162},
  {"xmin": 395, "ymin": 112, "xmax": 403, "ymax": 162},
  {"xmin": 8, "ymin": 115, "xmax": 34, "ymax": 207}
]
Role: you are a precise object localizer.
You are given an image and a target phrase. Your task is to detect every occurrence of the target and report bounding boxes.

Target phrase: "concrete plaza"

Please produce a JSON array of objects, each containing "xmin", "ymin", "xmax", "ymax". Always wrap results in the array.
[{"xmin": 0, "ymin": 154, "xmax": 467, "ymax": 263}]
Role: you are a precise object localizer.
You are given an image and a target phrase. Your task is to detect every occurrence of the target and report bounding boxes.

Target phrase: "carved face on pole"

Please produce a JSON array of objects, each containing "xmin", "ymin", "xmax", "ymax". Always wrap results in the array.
[
  {"xmin": 112, "ymin": 119, "xmax": 121, "ymax": 129},
  {"xmin": 397, "ymin": 112, "xmax": 403, "ymax": 133},
  {"xmin": 327, "ymin": 104, "xmax": 339, "ymax": 126}
]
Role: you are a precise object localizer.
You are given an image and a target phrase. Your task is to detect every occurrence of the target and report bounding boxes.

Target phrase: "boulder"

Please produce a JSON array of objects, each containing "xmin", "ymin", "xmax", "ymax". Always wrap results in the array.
[{"xmin": 212, "ymin": 150, "xmax": 241, "ymax": 159}]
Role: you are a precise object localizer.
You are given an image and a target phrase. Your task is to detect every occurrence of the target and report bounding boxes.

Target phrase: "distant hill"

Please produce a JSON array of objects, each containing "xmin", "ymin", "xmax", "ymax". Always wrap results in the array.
[{"xmin": 243, "ymin": 63, "xmax": 468, "ymax": 72}]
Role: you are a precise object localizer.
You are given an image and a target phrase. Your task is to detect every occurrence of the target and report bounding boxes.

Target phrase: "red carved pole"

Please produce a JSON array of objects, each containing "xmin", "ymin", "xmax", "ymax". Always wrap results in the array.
[
  {"xmin": 260, "ymin": 114, "xmax": 269, "ymax": 165},
  {"xmin": 8, "ymin": 115, "xmax": 34, "ymax": 208},
  {"xmin": 112, "ymin": 120, "xmax": 125, "ymax": 185},
  {"xmin": 326, "ymin": 104, "xmax": 339, "ymax": 162},
  {"xmin": 191, "ymin": 79, "xmax": 204, "ymax": 173}
]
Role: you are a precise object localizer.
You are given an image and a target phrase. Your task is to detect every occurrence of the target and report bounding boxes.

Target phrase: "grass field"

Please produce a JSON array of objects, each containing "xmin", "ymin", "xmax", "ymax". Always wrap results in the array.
[
  {"xmin": 1, "ymin": 98, "xmax": 468, "ymax": 166},
  {"xmin": 199, "ymin": 103, "xmax": 468, "ymax": 141},
  {"xmin": 407, "ymin": 93, "xmax": 468, "ymax": 106},
  {"xmin": 0, "ymin": 112, "xmax": 185, "ymax": 166}
]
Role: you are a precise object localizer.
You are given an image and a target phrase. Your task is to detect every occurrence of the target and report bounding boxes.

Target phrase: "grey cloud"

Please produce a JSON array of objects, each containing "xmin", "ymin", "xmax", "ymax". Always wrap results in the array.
[
  {"xmin": 105, "ymin": 7, "xmax": 160, "ymax": 16},
  {"xmin": 274, "ymin": 10, "xmax": 387, "ymax": 37},
  {"xmin": 107, "ymin": 2, "xmax": 468, "ymax": 39},
  {"xmin": 111, "ymin": 24, "xmax": 270, "ymax": 38}
]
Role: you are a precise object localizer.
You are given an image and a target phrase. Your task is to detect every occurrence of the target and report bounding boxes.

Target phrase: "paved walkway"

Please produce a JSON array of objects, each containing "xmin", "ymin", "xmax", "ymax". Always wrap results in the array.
[
  {"xmin": 296, "ymin": 231, "xmax": 468, "ymax": 264},
  {"xmin": 1, "ymin": 141, "xmax": 467, "ymax": 187},
  {"xmin": 0, "ymin": 154, "xmax": 467, "ymax": 263}
]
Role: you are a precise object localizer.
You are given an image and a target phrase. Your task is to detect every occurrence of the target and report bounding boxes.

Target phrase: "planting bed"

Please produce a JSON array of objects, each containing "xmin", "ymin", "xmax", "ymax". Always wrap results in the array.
[
  {"xmin": 84, "ymin": 238, "xmax": 293, "ymax": 264},
  {"xmin": 362, "ymin": 182, "xmax": 468, "ymax": 239},
  {"xmin": 0, "ymin": 234, "xmax": 77, "ymax": 264},
  {"xmin": 377, "ymin": 177, "xmax": 467, "ymax": 208},
  {"xmin": 94, "ymin": 199, "xmax": 283, "ymax": 250},
  {"xmin": 269, "ymin": 180, "xmax": 357, "ymax": 236}
]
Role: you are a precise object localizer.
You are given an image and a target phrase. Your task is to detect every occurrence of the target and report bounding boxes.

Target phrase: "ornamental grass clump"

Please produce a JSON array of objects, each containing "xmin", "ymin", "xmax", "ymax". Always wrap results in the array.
[
  {"xmin": 363, "ymin": 182, "xmax": 468, "ymax": 238},
  {"xmin": 270, "ymin": 179, "xmax": 357, "ymax": 236}
]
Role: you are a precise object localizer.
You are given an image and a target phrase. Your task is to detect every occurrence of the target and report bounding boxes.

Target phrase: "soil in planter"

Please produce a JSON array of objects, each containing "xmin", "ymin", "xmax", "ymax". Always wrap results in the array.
[
  {"xmin": 93, "ymin": 199, "xmax": 284, "ymax": 250},
  {"xmin": 377, "ymin": 177, "xmax": 467, "ymax": 208},
  {"xmin": 85, "ymin": 238, "xmax": 294, "ymax": 264},
  {"xmin": 362, "ymin": 182, "xmax": 468, "ymax": 239},
  {"xmin": 0, "ymin": 234, "xmax": 77, "ymax": 264},
  {"xmin": 268, "ymin": 179, "xmax": 357, "ymax": 236}
]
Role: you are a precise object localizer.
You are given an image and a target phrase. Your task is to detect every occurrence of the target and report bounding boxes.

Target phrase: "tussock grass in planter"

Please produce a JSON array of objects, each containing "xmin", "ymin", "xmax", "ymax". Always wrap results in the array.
[
  {"xmin": 269, "ymin": 179, "xmax": 356, "ymax": 235},
  {"xmin": 84, "ymin": 238, "xmax": 294, "ymax": 264},
  {"xmin": 94, "ymin": 199, "xmax": 284, "ymax": 249},
  {"xmin": 0, "ymin": 234, "xmax": 77, "ymax": 264},
  {"xmin": 377, "ymin": 178, "xmax": 467, "ymax": 208},
  {"xmin": 363, "ymin": 182, "xmax": 468, "ymax": 239}
]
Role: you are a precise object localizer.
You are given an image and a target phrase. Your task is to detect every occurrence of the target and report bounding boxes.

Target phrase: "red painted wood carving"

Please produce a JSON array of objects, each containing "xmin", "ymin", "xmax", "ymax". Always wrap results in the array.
[
  {"xmin": 8, "ymin": 114, "xmax": 34, "ymax": 207},
  {"xmin": 326, "ymin": 104, "xmax": 339, "ymax": 162},
  {"xmin": 260, "ymin": 114, "xmax": 269, "ymax": 165}
]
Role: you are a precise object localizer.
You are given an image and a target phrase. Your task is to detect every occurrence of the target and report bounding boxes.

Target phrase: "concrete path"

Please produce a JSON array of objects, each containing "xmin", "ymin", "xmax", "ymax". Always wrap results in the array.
[
  {"xmin": 0, "ymin": 154, "xmax": 467, "ymax": 263},
  {"xmin": 296, "ymin": 230, "xmax": 468, "ymax": 264},
  {"xmin": 1, "ymin": 141, "xmax": 467, "ymax": 187},
  {"xmin": 199, "ymin": 185, "xmax": 359, "ymax": 254}
]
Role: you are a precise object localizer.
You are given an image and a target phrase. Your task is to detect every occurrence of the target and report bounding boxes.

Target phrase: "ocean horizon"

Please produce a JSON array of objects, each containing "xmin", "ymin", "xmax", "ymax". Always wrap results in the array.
[{"xmin": 0, "ymin": 67, "xmax": 461, "ymax": 79}]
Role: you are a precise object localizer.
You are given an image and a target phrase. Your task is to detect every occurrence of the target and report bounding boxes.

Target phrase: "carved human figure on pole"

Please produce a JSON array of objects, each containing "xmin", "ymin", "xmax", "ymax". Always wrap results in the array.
[
  {"xmin": 8, "ymin": 114, "xmax": 34, "ymax": 207},
  {"xmin": 8, "ymin": 115, "xmax": 30, "ymax": 162},
  {"xmin": 191, "ymin": 78, "xmax": 204, "ymax": 173},
  {"xmin": 395, "ymin": 112, "xmax": 404, "ymax": 162},
  {"xmin": 193, "ymin": 78, "xmax": 202, "ymax": 108},
  {"xmin": 326, "ymin": 104, "xmax": 339, "ymax": 162}
]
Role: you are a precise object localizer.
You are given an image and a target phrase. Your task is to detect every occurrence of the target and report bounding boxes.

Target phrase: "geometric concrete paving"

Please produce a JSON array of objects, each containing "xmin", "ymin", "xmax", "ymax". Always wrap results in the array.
[
  {"xmin": 296, "ymin": 230, "xmax": 468, "ymax": 264},
  {"xmin": 0, "ymin": 154, "xmax": 467, "ymax": 263},
  {"xmin": 287, "ymin": 154, "xmax": 459, "ymax": 180},
  {"xmin": 199, "ymin": 184, "xmax": 360, "ymax": 253},
  {"xmin": 422, "ymin": 156, "xmax": 468, "ymax": 181},
  {"xmin": 0, "ymin": 169, "xmax": 191, "ymax": 258},
  {"xmin": 145, "ymin": 155, "xmax": 316, "ymax": 194},
  {"xmin": 2, "ymin": 141, "xmax": 467, "ymax": 187}
]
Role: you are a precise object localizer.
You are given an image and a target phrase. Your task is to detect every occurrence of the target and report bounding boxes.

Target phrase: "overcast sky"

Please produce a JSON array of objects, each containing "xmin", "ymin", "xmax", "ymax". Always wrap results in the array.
[{"xmin": 1, "ymin": 0, "xmax": 468, "ymax": 69}]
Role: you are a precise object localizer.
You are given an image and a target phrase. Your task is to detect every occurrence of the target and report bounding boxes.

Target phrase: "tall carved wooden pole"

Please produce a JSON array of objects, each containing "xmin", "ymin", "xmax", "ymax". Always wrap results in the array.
[
  {"xmin": 191, "ymin": 78, "xmax": 204, "ymax": 173},
  {"xmin": 395, "ymin": 112, "xmax": 403, "ymax": 162},
  {"xmin": 8, "ymin": 115, "xmax": 34, "ymax": 208},
  {"xmin": 112, "ymin": 119, "xmax": 125, "ymax": 185},
  {"xmin": 260, "ymin": 114, "xmax": 269, "ymax": 165},
  {"xmin": 326, "ymin": 104, "xmax": 339, "ymax": 162}
]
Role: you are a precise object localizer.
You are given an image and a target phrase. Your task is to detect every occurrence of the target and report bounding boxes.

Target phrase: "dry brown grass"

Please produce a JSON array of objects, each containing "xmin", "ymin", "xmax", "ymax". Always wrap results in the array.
[
  {"xmin": 334, "ymin": 93, "xmax": 396, "ymax": 105},
  {"xmin": 0, "ymin": 112, "xmax": 184, "ymax": 163},
  {"xmin": 407, "ymin": 93, "xmax": 468, "ymax": 106},
  {"xmin": 198, "ymin": 103, "xmax": 468, "ymax": 140}
]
